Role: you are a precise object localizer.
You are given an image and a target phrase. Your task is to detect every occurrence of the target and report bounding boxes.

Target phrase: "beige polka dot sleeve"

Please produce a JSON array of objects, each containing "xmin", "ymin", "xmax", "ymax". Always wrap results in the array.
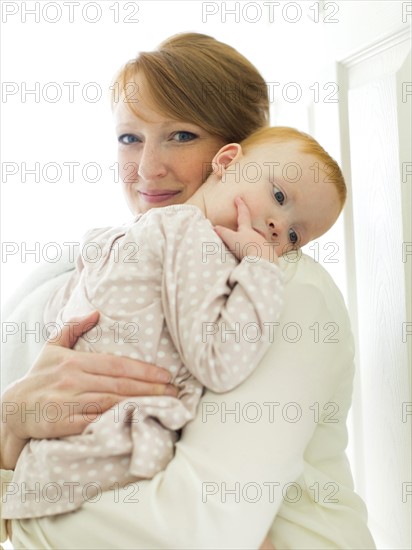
[
  {"xmin": 151, "ymin": 206, "xmax": 284, "ymax": 392},
  {"xmin": 2, "ymin": 205, "xmax": 283, "ymax": 520}
]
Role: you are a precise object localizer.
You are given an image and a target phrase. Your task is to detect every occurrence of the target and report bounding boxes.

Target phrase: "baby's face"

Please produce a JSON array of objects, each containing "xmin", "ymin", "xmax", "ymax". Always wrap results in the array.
[{"xmin": 204, "ymin": 141, "xmax": 341, "ymax": 254}]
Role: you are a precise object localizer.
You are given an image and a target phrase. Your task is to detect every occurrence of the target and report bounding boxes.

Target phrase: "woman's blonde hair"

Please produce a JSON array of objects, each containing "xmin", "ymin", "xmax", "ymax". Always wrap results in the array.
[
  {"xmin": 242, "ymin": 126, "xmax": 347, "ymax": 210},
  {"xmin": 111, "ymin": 33, "xmax": 269, "ymax": 143}
]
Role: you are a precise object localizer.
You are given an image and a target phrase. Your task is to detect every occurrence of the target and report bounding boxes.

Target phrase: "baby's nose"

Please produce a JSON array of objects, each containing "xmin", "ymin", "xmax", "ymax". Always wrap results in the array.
[{"xmin": 267, "ymin": 219, "xmax": 286, "ymax": 242}]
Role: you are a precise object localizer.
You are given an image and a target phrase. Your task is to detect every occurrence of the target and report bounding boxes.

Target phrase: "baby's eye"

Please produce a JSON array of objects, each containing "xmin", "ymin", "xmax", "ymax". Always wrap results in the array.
[
  {"xmin": 118, "ymin": 134, "xmax": 139, "ymax": 145},
  {"xmin": 172, "ymin": 131, "xmax": 197, "ymax": 142},
  {"xmin": 273, "ymin": 188, "xmax": 285, "ymax": 205},
  {"xmin": 289, "ymin": 229, "xmax": 298, "ymax": 245}
]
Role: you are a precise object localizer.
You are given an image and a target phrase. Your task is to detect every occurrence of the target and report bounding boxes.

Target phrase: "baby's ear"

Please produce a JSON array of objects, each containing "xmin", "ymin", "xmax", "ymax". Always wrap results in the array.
[{"xmin": 212, "ymin": 143, "xmax": 242, "ymax": 177}]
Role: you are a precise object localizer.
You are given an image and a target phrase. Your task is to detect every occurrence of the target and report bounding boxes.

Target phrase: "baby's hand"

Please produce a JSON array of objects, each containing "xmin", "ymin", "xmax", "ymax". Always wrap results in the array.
[{"xmin": 214, "ymin": 196, "xmax": 278, "ymax": 264}]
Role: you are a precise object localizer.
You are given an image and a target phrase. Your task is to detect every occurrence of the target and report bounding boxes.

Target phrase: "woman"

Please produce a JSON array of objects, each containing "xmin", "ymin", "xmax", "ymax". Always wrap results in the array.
[{"xmin": 1, "ymin": 33, "xmax": 375, "ymax": 549}]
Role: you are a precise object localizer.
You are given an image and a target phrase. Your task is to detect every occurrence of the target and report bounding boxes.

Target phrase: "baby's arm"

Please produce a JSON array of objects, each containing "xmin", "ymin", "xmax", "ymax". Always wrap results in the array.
[
  {"xmin": 150, "ymin": 203, "xmax": 283, "ymax": 393},
  {"xmin": 214, "ymin": 196, "xmax": 278, "ymax": 265}
]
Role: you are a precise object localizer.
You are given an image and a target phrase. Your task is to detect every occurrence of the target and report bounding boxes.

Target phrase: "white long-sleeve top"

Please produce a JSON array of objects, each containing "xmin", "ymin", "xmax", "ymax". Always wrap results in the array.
[{"xmin": 1, "ymin": 248, "xmax": 376, "ymax": 549}]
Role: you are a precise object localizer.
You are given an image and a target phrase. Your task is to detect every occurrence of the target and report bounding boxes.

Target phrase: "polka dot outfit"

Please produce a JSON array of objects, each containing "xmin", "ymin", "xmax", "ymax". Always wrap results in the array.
[{"xmin": 3, "ymin": 205, "xmax": 283, "ymax": 519}]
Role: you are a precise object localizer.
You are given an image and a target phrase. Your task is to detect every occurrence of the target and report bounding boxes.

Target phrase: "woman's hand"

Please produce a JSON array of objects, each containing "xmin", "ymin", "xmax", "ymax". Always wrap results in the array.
[{"xmin": 1, "ymin": 311, "xmax": 177, "ymax": 469}]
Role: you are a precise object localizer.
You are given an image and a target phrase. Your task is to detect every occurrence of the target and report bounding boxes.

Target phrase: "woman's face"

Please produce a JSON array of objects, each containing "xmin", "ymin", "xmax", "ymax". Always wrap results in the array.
[{"xmin": 113, "ymin": 75, "xmax": 225, "ymax": 215}]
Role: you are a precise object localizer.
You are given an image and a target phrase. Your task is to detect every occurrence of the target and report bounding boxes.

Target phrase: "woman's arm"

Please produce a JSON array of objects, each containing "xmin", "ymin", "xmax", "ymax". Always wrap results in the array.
[
  {"xmin": 1, "ymin": 240, "xmax": 180, "ymax": 466},
  {"xmin": 1, "ymin": 311, "xmax": 177, "ymax": 469},
  {"xmin": 10, "ymin": 255, "xmax": 356, "ymax": 549}
]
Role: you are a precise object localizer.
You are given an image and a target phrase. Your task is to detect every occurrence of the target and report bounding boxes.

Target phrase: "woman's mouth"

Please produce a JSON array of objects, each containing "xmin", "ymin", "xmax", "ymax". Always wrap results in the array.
[{"xmin": 138, "ymin": 189, "xmax": 182, "ymax": 204}]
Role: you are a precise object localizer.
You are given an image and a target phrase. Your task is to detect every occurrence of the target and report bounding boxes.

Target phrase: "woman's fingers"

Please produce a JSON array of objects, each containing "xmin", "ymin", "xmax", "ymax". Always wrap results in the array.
[
  {"xmin": 80, "ymin": 353, "xmax": 172, "ymax": 384},
  {"xmin": 41, "ymin": 384, "xmax": 177, "ymax": 438},
  {"xmin": 78, "ymin": 373, "xmax": 178, "ymax": 399},
  {"xmin": 48, "ymin": 311, "xmax": 100, "ymax": 349},
  {"xmin": 46, "ymin": 312, "xmax": 174, "ymax": 387},
  {"xmin": 38, "ymin": 382, "xmax": 178, "ymax": 437},
  {"xmin": 33, "ymin": 383, "xmax": 178, "ymax": 438},
  {"xmin": 48, "ymin": 354, "xmax": 178, "ymax": 401}
]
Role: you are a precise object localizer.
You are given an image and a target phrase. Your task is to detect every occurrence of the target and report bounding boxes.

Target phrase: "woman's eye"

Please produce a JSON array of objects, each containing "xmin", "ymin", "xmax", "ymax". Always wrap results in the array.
[
  {"xmin": 289, "ymin": 229, "xmax": 298, "ymax": 245},
  {"xmin": 273, "ymin": 188, "xmax": 285, "ymax": 205},
  {"xmin": 172, "ymin": 131, "xmax": 197, "ymax": 142},
  {"xmin": 118, "ymin": 134, "xmax": 139, "ymax": 145}
]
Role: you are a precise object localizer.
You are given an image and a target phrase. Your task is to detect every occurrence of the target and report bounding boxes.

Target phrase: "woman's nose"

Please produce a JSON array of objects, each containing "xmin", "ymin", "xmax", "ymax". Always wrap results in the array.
[{"xmin": 137, "ymin": 144, "xmax": 167, "ymax": 181}]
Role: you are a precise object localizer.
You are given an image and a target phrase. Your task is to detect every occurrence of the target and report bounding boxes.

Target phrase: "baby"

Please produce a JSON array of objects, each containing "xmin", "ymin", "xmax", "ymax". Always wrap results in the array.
[{"xmin": 3, "ymin": 126, "xmax": 345, "ymax": 519}]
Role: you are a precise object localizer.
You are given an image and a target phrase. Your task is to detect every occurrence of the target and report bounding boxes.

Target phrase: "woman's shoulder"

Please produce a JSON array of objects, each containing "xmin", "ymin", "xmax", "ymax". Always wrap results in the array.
[
  {"xmin": 279, "ymin": 251, "xmax": 338, "ymax": 283},
  {"xmin": 278, "ymin": 252, "xmax": 351, "ymax": 335},
  {"xmin": 280, "ymin": 252, "xmax": 345, "ymax": 303}
]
